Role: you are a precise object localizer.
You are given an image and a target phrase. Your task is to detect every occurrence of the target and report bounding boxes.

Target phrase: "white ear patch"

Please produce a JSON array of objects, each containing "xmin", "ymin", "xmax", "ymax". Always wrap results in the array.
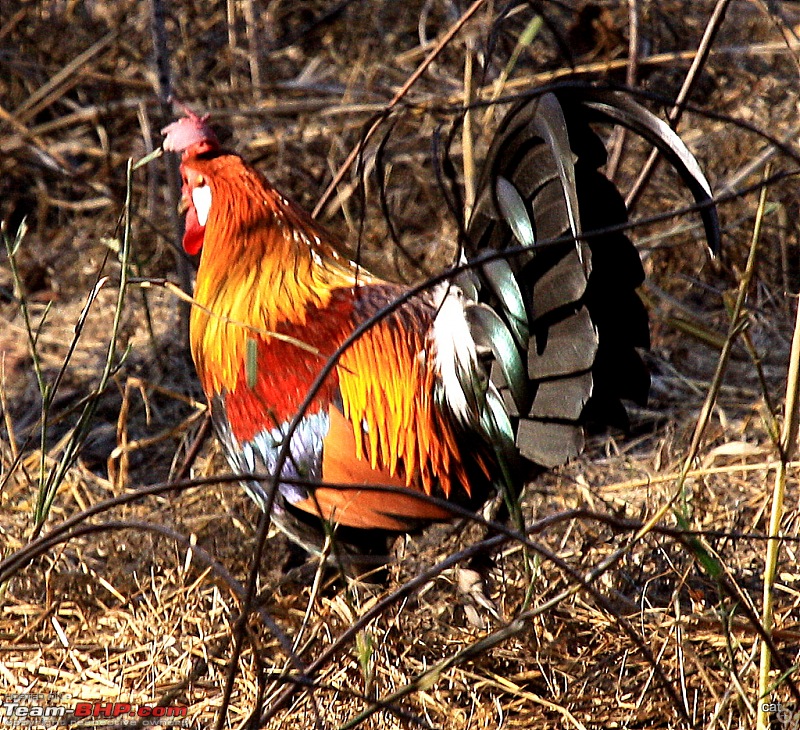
[{"xmin": 192, "ymin": 185, "xmax": 212, "ymax": 226}]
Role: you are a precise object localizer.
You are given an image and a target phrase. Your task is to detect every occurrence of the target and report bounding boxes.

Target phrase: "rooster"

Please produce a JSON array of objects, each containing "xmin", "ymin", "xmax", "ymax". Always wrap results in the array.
[{"xmin": 162, "ymin": 86, "xmax": 719, "ymax": 561}]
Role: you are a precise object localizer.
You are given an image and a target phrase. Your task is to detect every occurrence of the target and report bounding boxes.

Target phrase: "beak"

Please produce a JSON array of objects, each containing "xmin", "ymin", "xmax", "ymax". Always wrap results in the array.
[{"xmin": 177, "ymin": 195, "xmax": 190, "ymax": 216}]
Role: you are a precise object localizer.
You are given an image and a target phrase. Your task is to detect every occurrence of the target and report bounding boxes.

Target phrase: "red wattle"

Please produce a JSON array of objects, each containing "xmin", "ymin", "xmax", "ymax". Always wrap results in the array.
[{"xmin": 182, "ymin": 203, "xmax": 205, "ymax": 255}]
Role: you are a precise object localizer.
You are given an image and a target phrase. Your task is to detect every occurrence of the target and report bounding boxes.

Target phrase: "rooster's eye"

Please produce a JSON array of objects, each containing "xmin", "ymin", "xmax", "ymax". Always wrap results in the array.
[{"xmin": 192, "ymin": 184, "xmax": 212, "ymax": 226}]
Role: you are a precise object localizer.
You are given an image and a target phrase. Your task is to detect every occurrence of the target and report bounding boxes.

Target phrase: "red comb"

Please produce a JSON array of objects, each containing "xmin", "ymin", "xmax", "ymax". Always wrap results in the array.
[{"xmin": 162, "ymin": 102, "xmax": 220, "ymax": 154}]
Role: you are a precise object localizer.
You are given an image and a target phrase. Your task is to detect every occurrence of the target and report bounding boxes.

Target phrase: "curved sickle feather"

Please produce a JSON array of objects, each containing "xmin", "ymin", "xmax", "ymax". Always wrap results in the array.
[
  {"xmin": 564, "ymin": 87, "xmax": 721, "ymax": 255},
  {"xmin": 532, "ymin": 93, "xmax": 582, "ymax": 240},
  {"xmin": 496, "ymin": 176, "xmax": 536, "ymax": 248}
]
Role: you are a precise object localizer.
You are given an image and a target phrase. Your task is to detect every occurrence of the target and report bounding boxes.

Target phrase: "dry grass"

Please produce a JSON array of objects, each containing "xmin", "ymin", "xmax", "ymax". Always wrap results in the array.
[{"xmin": 2, "ymin": 1, "xmax": 800, "ymax": 728}]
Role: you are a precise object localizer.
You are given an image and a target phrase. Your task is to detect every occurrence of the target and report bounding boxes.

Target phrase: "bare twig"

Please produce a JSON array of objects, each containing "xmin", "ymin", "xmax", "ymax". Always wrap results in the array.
[
  {"xmin": 756, "ymin": 249, "xmax": 800, "ymax": 726},
  {"xmin": 625, "ymin": 0, "xmax": 732, "ymax": 209},
  {"xmin": 149, "ymin": 0, "xmax": 192, "ymax": 340},
  {"xmin": 311, "ymin": 0, "xmax": 488, "ymax": 219}
]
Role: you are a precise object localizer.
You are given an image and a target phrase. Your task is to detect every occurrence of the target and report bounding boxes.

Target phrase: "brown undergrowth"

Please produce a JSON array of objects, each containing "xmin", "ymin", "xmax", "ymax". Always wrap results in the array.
[{"xmin": 2, "ymin": 1, "xmax": 800, "ymax": 727}]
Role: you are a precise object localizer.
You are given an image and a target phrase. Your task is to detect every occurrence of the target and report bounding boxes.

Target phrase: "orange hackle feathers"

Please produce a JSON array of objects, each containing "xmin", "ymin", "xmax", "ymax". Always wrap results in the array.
[
  {"xmin": 184, "ymin": 153, "xmax": 358, "ymax": 405},
  {"xmin": 336, "ymin": 293, "xmax": 486, "ymax": 498}
]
